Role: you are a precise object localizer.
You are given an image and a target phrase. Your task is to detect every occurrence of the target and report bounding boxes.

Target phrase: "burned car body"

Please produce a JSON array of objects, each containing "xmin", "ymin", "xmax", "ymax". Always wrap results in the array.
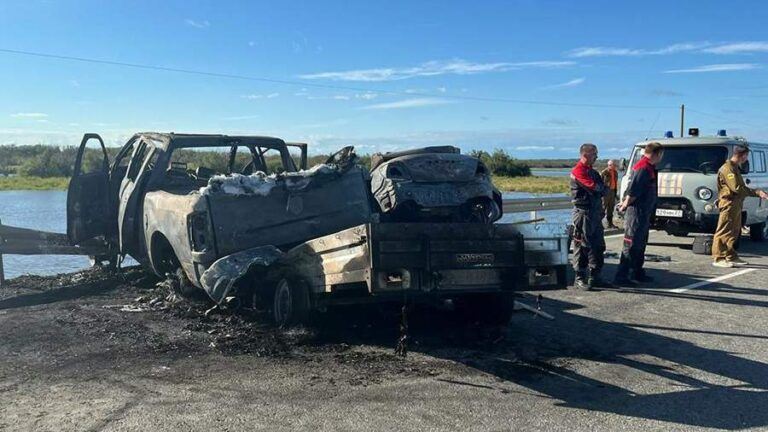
[
  {"xmin": 66, "ymin": 133, "xmax": 371, "ymax": 292},
  {"xmin": 67, "ymin": 133, "xmax": 563, "ymax": 326},
  {"xmin": 370, "ymin": 146, "xmax": 503, "ymax": 223}
]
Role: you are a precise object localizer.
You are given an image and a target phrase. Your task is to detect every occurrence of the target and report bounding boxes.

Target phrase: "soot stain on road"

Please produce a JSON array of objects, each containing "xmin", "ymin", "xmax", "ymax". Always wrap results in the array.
[{"xmin": 0, "ymin": 267, "xmax": 554, "ymax": 389}]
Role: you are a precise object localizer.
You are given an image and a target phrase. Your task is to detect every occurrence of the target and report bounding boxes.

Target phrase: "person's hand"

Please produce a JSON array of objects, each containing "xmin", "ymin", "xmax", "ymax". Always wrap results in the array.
[
  {"xmin": 619, "ymin": 202, "xmax": 628, "ymax": 212},
  {"xmin": 759, "ymin": 190, "xmax": 768, "ymax": 200}
]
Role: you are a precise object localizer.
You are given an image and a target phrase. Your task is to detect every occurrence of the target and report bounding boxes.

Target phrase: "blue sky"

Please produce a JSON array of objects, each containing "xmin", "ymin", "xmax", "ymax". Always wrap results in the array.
[{"xmin": 0, "ymin": 0, "xmax": 766, "ymax": 158}]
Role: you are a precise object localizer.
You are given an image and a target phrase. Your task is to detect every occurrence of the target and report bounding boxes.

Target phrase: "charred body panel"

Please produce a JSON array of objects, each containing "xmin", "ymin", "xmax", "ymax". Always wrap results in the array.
[{"xmin": 370, "ymin": 147, "xmax": 502, "ymax": 223}]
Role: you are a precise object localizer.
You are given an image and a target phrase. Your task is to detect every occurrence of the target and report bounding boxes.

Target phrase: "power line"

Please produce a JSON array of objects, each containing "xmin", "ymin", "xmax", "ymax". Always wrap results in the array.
[{"xmin": 0, "ymin": 47, "xmax": 677, "ymax": 110}]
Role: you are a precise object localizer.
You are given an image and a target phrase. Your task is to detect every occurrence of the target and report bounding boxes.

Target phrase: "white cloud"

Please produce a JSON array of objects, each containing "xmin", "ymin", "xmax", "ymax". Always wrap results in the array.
[
  {"xmin": 361, "ymin": 98, "xmax": 454, "ymax": 110},
  {"xmin": 567, "ymin": 42, "xmax": 709, "ymax": 58},
  {"xmin": 332, "ymin": 95, "xmax": 351, "ymax": 100},
  {"xmin": 69, "ymin": 80, "xmax": 80, "ymax": 87},
  {"xmin": 543, "ymin": 118, "xmax": 579, "ymax": 127},
  {"xmin": 543, "ymin": 77, "xmax": 585, "ymax": 89},
  {"xmin": 241, "ymin": 92, "xmax": 279, "ymax": 100},
  {"xmin": 702, "ymin": 42, "xmax": 768, "ymax": 54},
  {"xmin": 299, "ymin": 59, "xmax": 574, "ymax": 82},
  {"xmin": 437, "ymin": 86, "xmax": 447, "ymax": 93},
  {"xmin": 355, "ymin": 92, "xmax": 378, "ymax": 100},
  {"xmin": 185, "ymin": 19, "xmax": 210, "ymax": 29},
  {"xmin": 664, "ymin": 63, "xmax": 760, "ymax": 73},
  {"xmin": 11, "ymin": 112, "xmax": 48, "ymax": 119}
]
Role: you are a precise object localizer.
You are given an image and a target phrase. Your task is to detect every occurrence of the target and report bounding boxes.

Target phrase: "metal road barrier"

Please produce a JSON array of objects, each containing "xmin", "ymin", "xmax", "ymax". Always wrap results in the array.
[
  {"xmin": 0, "ymin": 218, "xmax": 107, "ymax": 287},
  {"xmin": 502, "ymin": 196, "xmax": 572, "ymax": 213},
  {"xmin": 0, "ymin": 197, "xmax": 572, "ymax": 287}
]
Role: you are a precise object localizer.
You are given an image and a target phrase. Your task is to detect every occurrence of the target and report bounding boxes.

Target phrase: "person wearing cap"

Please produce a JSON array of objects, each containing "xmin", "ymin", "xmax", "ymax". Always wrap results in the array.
[
  {"xmin": 712, "ymin": 145, "xmax": 768, "ymax": 267},
  {"xmin": 614, "ymin": 142, "xmax": 663, "ymax": 286},
  {"xmin": 601, "ymin": 159, "xmax": 619, "ymax": 229},
  {"xmin": 569, "ymin": 143, "xmax": 613, "ymax": 290}
]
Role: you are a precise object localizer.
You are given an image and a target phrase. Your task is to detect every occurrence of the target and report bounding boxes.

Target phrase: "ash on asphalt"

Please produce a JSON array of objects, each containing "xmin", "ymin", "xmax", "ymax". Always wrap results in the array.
[{"xmin": 0, "ymin": 266, "xmax": 545, "ymax": 387}]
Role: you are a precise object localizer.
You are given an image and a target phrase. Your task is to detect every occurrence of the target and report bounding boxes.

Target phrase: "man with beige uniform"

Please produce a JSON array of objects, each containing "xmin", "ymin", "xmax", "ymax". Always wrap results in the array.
[
  {"xmin": 712, "ymin": 145, "xmax": 768, "ymax": 267},
  {"xmin": 601, "ymin": 159, "xmax": 619, "ymax": 229}
]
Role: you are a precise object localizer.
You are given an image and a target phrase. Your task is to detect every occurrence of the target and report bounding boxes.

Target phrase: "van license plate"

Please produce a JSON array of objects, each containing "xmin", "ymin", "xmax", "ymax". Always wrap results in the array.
[{"xmin": 655, "ymin": 209, "xmax": 683, "ymax": 218}]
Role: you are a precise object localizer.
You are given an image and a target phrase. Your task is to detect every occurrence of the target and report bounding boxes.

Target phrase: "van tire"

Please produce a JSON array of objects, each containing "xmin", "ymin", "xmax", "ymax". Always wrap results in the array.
[{"xmin": 750, "ymin": 221, "xmax": 767, "ymax": 242}]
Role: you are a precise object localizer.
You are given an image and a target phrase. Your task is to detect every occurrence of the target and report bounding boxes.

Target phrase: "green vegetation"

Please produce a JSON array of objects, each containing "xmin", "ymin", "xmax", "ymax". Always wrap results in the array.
[
  {"xmin": 0, "ymin": 176, "xmax": 69, "ymax": 191},
  {"xmin": 492, "ymin": 175, "xmax": 569, "ymax": 194},
  {"xmin": 470, "ymin": 149, "xmax": 531, "ymax": 177},
  {"xmin": 0, "ymin": 144, "xmax": 567, "ymax": 192}
]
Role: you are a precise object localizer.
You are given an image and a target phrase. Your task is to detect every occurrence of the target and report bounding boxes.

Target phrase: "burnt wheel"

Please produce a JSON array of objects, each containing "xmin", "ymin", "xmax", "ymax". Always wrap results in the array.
[{"xmin": 271, "ymin": 278, "xmax": 310, "ymax": 327}]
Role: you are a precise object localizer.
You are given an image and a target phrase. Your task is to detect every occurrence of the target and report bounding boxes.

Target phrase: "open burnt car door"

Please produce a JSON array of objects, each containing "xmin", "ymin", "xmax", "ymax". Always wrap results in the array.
[{"xmin": 67, "ymin": 133, "xmax": 111, "ymax": 245}]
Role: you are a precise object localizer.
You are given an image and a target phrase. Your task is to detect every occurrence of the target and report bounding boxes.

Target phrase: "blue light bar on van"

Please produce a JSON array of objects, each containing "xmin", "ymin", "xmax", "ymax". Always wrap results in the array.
[
  {"xmin": 664, "ymin": 131, "xmax": 674, "ymax": 138},
  {"xmin": 717, "ymin": 129, "xmax": 727, "ymax": 137}
]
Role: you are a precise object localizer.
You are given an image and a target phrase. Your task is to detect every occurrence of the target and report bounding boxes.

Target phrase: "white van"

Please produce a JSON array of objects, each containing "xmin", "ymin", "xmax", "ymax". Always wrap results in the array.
[{"xmin": 619, "ymin": 129, "xmax": 768, "ymax": 240}]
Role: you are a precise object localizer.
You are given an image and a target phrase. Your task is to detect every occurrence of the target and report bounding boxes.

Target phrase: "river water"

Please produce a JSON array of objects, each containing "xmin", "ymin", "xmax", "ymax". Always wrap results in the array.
[{"xmin": 0, "ymin": 190, "xmax": 570, "ymax": 279}]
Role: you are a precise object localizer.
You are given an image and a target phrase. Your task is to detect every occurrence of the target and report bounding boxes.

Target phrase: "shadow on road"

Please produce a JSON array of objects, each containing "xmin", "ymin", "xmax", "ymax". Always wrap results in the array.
[{"xmin": 308, "ymin": 285, "xmax": 768, "ymax": 430}]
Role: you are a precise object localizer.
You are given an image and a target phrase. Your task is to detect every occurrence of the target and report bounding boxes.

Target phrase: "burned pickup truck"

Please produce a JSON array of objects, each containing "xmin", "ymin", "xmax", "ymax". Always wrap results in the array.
[
  {"xmin": 66, "ymin": 133, "xmax": 563, "ymax": 326},
  {"xmin": 68, "ymin": 133, "xmax": 370, "ymax": 287}
]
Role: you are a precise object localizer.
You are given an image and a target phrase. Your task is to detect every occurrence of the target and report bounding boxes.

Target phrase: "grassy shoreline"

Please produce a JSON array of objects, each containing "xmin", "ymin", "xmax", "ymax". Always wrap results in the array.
[
  {"xmin": 0, "ymin": 176, "xmax": 69, "ymax": 191},
  {"xmin": 0, "ymin": 174, "xmax": 569, "ymax": 194},
  {"xmin": 491, "ymin": 175, "xmax": 569, "ymax": 194}
]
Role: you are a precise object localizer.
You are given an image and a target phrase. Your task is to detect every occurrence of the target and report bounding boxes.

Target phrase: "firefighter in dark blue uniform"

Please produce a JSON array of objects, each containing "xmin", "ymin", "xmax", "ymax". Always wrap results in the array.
[
  {"xmin": 570, "ymin": 143, "xmax": 612, "ymax": 290},
  {"xmin": 614, "ymin": 142, "xmax": 663, "ymax": 286}
]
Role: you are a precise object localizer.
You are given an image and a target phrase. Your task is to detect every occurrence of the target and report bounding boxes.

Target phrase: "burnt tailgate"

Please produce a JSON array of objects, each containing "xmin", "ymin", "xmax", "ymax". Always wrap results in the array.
[{"xmin": 369, "ymin": 223, "xmax": 525, "ymax": 291}]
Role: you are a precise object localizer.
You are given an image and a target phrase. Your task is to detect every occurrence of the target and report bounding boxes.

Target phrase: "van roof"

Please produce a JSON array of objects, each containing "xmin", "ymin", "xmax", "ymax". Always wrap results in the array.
[{"xmin": 633, "ymin": 136, "xmax": 764, "ymax": 147}]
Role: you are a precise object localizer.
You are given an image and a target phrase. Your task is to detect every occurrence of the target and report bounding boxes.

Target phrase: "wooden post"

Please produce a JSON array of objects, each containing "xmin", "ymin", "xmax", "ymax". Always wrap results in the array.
[{"xmin": 0, "ymin": 217, "xmax": 5, "ymax": 288}]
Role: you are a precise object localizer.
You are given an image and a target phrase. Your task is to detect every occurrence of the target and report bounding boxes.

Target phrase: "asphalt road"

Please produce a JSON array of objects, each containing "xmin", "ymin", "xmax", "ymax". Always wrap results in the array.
[{"xmin": 1, "ymin": 230, "xmax": 768, "ymax": 431}]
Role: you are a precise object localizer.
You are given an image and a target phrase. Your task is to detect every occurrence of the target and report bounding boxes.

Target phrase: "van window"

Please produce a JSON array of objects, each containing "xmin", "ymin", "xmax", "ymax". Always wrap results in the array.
[
  {"xmin": 655, "ymin": 146, "xmax": 728, "ymax": 174},
  {"xmin": 752, "ymin": 150, "xmax": 766, "ymax": 173}
]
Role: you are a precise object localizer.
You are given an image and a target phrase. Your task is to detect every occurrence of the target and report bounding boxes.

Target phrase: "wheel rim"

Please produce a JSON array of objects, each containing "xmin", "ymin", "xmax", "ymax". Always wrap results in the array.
[{"xmin": 273, "ymin": 280, "xmax": 292, "ymax": 326}]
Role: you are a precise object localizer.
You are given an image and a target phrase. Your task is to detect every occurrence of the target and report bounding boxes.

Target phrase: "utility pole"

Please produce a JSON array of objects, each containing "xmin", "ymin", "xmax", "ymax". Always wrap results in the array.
[{"xmin": 680, "ymin": 104, "xmax": 685, "ymax": 138}]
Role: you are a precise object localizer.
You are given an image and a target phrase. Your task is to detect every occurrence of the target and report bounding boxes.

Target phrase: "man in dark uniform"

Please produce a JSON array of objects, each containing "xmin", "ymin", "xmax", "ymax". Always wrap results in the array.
[
  {"xmin": 570, "ymin": 143, "xmax": 612, "ymax": 290},
  {"xmin": 712, "ymin": 145, "xmax": 768, "ymax": 267},
  {"xmin": 614, "ymin": 142, "xmax": 663, "ymax": 286},
  {"xmin": 601, "ymin": 159, "xmax": 619, "ymax": 229}
]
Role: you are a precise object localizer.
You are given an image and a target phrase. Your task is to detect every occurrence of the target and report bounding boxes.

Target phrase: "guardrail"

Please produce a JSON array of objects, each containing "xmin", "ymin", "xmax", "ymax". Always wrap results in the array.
[
  {"xmin": 502, "ymin": 196, "xmax": 572, "ymax": 214},
  {"xmin": 0, "ymin": 196, "xmax": 573, "ymax": 287},
  {"xmin": 0, "ymin": 217, "xmax": 108, "ymax": 287}
]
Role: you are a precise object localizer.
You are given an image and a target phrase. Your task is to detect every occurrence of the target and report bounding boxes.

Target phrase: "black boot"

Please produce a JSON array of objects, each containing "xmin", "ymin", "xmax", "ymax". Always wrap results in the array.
[
  {"xmin": 572, "ymin": 271, "xmax": 591, "ymax": 291},
  {"xmin": 631, "ymin": 270, "xmax": 654, "ymax": 283},
  {"xmin": 589, "ymin": 269, "xmax": 615, "ymax": 289}
]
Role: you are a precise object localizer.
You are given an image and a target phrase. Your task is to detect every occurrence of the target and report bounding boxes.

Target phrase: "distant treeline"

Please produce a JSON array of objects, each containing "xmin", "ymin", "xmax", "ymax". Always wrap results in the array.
[{"xmin": 0, "ymin": 144, "xmax": 532, "ymax": 178}]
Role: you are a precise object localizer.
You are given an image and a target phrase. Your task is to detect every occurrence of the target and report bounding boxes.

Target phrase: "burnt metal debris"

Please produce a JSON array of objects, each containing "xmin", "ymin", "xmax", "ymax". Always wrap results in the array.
[{"xmin": 370, "ymin": 146, "xmax": 503, "ymax": 223}]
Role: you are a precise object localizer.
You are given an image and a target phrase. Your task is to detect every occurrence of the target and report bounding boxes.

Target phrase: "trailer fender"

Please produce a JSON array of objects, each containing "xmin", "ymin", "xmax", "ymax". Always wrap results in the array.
[{"xmin": 200, "ymin": 245, "xmax": 284, "ymax": 304}]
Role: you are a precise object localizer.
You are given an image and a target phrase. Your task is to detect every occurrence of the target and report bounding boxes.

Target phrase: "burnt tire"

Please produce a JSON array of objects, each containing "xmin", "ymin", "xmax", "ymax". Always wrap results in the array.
[{"xmin": 271, "ymin": 278, "xmax": 310, "ymax": 327}]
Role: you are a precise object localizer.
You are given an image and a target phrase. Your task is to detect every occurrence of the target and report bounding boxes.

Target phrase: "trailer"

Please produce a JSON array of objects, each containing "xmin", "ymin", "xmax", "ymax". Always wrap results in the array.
[{"xmin": 198, "ymin": 219, "xmax": 568, "ymax": 326}]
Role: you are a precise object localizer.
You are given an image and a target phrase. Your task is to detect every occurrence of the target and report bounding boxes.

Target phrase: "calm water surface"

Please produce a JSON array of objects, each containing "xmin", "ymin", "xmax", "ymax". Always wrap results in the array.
[
  {"xmin": 0, "ymin": 191, "xmax": 90, "ymax": 279},
  {"xmin": 1, "ymin": 190, "xmax": 570, "ymax": 279}
]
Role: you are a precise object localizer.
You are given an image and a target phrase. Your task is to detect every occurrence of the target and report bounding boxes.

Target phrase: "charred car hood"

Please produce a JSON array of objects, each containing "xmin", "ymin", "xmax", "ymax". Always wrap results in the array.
[
  {"xmin": 369, "ymin": 148, "xmax": 501, "ymax": 223},
  {"xmin": 380, "ymin": 153, "xmax": 480, "ymax": 183}
]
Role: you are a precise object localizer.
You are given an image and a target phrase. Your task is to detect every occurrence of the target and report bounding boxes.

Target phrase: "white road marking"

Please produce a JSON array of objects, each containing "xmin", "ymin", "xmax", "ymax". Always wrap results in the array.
[{"xmin": 668, "ymin": 268, "xmax": 756, "ymax": 293}]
